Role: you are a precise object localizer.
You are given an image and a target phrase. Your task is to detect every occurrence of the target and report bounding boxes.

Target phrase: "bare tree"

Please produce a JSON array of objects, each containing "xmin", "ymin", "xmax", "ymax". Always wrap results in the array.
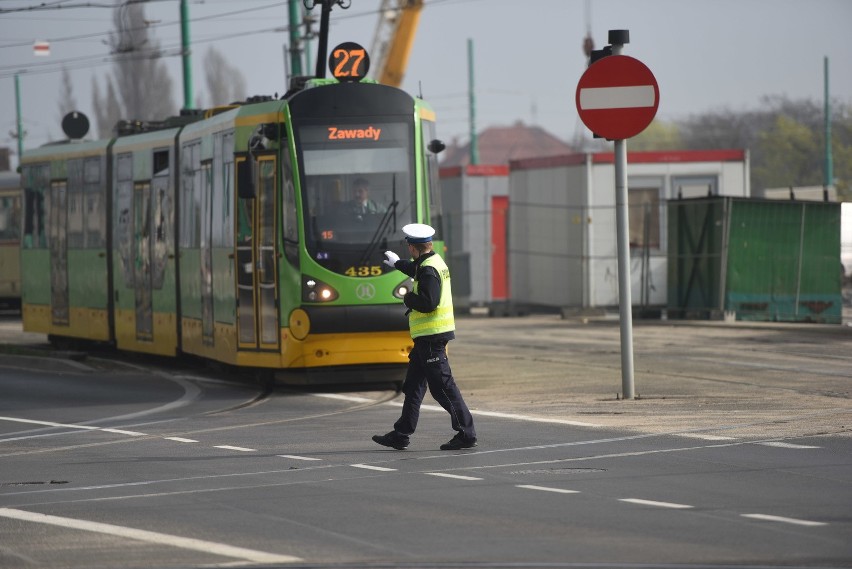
[
  {"xmin": 92, "ymin": 76, "xmax": 122, "ymax": 138},
  {"xmin": 203, "ymin": 47, "xmax": 247, "ymax": 107},
  {"xmin": 92, "ymin": 2, "xmax": 176, "ymax": 130},
  {"xmin": 56, "ymin": 67, "xmax": 78, "ymax": 129}
]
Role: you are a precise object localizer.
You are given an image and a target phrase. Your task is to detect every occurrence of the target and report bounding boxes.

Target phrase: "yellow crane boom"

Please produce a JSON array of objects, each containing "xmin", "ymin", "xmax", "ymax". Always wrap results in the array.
[{"xmin": 369, "ymin": 0, "xmax": 424, "ymax": 87}]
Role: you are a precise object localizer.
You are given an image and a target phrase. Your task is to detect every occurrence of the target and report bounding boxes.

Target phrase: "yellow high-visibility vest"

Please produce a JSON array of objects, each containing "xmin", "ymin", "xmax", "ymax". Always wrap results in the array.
[{"xmin": 409, "ymin": 253, "xmax": 455, "ymax": 338}]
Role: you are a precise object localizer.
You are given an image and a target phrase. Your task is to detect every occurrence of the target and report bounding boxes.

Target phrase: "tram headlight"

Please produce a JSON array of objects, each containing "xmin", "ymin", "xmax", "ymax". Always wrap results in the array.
[
  {"xmin": 302, "ymin": 276, "xmax": 338, "ymax": 303},
  {"xmin": 393, "ymin": 277, "xmax": 414, "ymax": 299}
]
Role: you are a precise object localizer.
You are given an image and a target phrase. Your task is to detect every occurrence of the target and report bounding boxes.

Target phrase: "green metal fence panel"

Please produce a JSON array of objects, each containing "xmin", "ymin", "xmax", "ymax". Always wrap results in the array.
[{"xmin": 668, "ymin": 197, "xmax": 841, "ymax": 324}]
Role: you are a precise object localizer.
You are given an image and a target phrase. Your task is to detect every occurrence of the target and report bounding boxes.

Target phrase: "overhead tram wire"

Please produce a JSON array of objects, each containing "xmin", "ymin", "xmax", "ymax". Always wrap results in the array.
[
  {"xmin": 0, "ymin": 0, "xmax": 474, "ymax": 79},
  {"xmin": 0, "ymin": 1, "xmax": 295, "ymax": 78}
]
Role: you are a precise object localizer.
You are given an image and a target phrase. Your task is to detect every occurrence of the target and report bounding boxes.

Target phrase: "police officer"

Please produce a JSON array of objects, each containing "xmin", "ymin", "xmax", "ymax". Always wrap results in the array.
[{"xmin": 372, "ymin": 223, "xmax": 477, "ymax": 451}]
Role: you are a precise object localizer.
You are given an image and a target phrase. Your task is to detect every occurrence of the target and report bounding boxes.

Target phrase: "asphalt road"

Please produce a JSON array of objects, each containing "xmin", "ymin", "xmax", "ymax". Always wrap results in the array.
[{"xmin": 0, "ymin": 314, "xmax": 851, "ymax": 568}]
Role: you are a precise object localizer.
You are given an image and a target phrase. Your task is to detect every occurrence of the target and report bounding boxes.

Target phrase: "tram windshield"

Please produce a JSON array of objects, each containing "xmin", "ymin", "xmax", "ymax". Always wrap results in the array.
[{"xmin": 297, "ymin": 121, "xmax": 416, "ymax": 275}]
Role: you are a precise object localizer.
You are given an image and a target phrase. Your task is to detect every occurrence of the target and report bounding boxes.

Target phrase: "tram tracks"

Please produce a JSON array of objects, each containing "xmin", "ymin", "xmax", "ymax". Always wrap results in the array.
[{"xmin": 0, "ymin": 359, "xmax": 401, "ymax": 458}]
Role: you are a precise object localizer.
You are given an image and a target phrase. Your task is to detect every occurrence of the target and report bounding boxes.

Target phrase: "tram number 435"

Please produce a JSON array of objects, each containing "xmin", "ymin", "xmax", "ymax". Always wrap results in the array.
[
  {"xmin": 329, "ymin": 42, "xmax": 371, "ymax": 82},
  {"xmin": 345, "ymin": 265, "xmax": 382, "ymax": 277}
]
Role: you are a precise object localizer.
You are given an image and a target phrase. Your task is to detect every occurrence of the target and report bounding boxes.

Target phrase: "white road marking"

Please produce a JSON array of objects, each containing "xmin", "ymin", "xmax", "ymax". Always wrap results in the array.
[
  {"xmin": 312, "ymin": 393, "xmax": 374, "ymax": 403},
  {"xmin": 471, "ymin": 410, "xmax": 600, "ymax": 428},
  {"xmin": 351, "ymin": 464, "xmax": 396, "ymax": 472},
  {"xmin": 100, "ymin": 429, "xmax": 146, "ymax": 436},
  {"xmin": 0, "ymin": 417, "xmax": 146, "ymax": 437},
  {"xmin": 0, "ymin": 416, "xmax": 99, "ymax": 430},
  {"xmin": 742, "ymin": 513, "xmax": 827, "ymax": 527},
  {"xmin": 277, "ymin": 455, "xmax": 322, "ymax": 461},
  {"xmin": 516, "ymin": 485, "xmax": 579, "ymax": 494},
  {"xmin": 313, "ymin": 394, "xmax": 602, "ymax": 427},
  {"xmin": 758, "ymin": 442, "xmax": 820, "ymax": 449},
  {"xmin": 0, "ymin": 508, "xmax": 301, "ymax": 563},
  {"xmin": 424, "ymin": 472, "xmax": 482, "ymax": 481},
  {"xmin": 164, "ymin": 437, "xmax": 198, "ymax": 443},
  {"xmin": 619, "ymin": 498, "xmax": 693, "ymax": 509},
  {"xmin": 213, "ymin": 445, "xmax": 255, "ymax": 452},
  {"xmin": 677, "ymin": 433, "xmax": 737, "ymax": 441}
]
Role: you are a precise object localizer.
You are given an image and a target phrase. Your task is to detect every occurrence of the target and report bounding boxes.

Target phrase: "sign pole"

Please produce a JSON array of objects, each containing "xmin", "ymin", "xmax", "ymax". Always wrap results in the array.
[
  {"xmin": 614, "ymin": 137, "xmax": 635, "ymax": 399},
  {"xmin": 610, "ymin": 30, "xmax": 635, "ymax": 400},
  {"xmin": 575, "ymin": 30, "xmax": 659, "ymax": 400}
]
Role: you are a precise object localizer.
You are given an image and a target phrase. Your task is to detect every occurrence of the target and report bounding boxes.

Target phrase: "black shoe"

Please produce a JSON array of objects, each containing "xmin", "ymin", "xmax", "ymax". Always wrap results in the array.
[
  {"xmin": 372, "ymin": 432, "xmax": 409, "ymax": 450},
  {"xmin": 440, "ymin": 433, "xmax": 477, "ymax": 450}
]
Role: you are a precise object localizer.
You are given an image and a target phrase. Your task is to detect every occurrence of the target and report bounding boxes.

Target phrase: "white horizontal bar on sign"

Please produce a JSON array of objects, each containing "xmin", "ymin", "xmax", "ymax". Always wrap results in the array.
[{"xmin": 579, "ymin": 85, "xmax": 656, "ymax": 110}]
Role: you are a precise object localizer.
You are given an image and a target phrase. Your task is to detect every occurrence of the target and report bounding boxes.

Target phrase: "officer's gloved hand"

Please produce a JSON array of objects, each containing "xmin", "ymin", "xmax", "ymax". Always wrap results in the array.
[{"xmin": 383, "ymin": 251, "xmax": 400, "ymax": 268}]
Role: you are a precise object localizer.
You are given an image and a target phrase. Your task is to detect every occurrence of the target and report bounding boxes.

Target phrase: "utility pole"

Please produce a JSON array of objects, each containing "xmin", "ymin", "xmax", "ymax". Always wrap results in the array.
[
  {"xmin": 14, "ymin": 73, "xmax": 25, "ymax": 166},
  {"xmin": 180, "ymin": 0, "xmax": 193, "ymax": 109},
  {"xmin": 824, "ymin": 56, "xmax": 833, "ymax": 201},
  {"xmin": 467, "ymin": 38, "xmax": 478, "ymax": 165},
  {"xmin": 288, "ymin": 0, "xmax": 303, "ymax": 78}
]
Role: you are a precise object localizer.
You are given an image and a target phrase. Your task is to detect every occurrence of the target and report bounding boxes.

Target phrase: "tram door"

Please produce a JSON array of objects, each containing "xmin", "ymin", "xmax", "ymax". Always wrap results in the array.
[
  {"xmin": 235, "ymin": 156, "xmax": 279, "ymax": 351},
  {"xmin": 49, "ymin": 180, "xmax": 69, "ymax": 325}
]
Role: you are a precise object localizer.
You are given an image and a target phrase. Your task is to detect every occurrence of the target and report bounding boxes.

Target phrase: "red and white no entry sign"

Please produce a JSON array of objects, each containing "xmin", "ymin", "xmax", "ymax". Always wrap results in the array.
[{"xmin": 575, "ymin": 55, "xmax": 659, "ymax": 140}]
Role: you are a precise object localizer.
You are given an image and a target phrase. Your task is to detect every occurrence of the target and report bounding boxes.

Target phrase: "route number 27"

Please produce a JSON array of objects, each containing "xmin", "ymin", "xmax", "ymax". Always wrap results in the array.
[{"xmin": 329, "ymin": 42, "xmax": 371, "ymax": 82}]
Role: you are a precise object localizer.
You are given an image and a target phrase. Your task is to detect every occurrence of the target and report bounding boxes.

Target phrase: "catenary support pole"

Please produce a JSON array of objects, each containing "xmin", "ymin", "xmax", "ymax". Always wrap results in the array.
[
  {"xmin": 468, "ymin": 38, "xmax": 478, "ymax": 165},
  {"xmin": 609, "ymin": 30, "xmax": 635, "ymax": 399},
  {"xmin": 14, "ymin": 73, "xmax": 23, "ymax": 166},
  {"xmin": 180, "ymin": 0, "xmax": 193, "ymax": 109},
  {"xmin": 824, "ymin": 56, "xmax": 832, "ymax": 200},
  {"xmin": 288, "ymin": 0, "xmax": 303, "ymax": 79}
]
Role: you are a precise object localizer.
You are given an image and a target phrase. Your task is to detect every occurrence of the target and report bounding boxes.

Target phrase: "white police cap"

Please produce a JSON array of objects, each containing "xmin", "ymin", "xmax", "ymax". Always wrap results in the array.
[{"xmin": 402, "ymin": 223, "xmax": 435, "ymax": 244}]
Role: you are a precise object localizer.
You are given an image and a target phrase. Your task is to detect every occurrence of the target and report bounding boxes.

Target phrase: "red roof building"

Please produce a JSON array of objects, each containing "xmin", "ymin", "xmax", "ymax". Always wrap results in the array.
[{"xmin": 440, "ymin": 121, "xmax": 575, "ymax": 167}]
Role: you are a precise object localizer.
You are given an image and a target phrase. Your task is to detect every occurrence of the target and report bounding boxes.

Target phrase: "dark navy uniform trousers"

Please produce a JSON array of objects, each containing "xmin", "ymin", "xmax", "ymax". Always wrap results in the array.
[{"xmin": 393, "ymin": 337, "xmax": 476, "ymax": 441}]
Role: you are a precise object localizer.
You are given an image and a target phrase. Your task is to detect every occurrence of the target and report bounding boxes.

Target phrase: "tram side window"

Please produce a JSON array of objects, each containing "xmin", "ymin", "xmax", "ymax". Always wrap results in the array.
[
  {"xmin": 0, "ymin": 195, "xmax": 21, "ymax": 241},
  {"xmin": 180, "ymin": 141, "xmax": 201, "ymax": 248},
  {"xmin": 222, "ymin": 132, "xmax": 234, "ymax": 248},
  {"xmin": 151, "ymin": 149, "xmax": 171, "ymax": 289},
  {"xmin": 84, "ymin": 156, "xmax": 105, "ymax": 248},
  {"xmin": 211, "ymin": 131, "xmax": 235, "ymax": 248},
  {"xmin": 22, "ymin": 164, "xmax": 48, "ymax": 248},
  {"xmin": 116, "ymin": 153, "xmax": 135, "ymax": 286},
  {"xmin": 422, "ymin": 120, "xmax": 443, "ymax": 231},
  {"xmin": 67, "ymin": 158, "xmax": 85, "ymax": 248},
  {"xmin": 282, "ymin": 139, "xmax": 299, "ymax": 266}
]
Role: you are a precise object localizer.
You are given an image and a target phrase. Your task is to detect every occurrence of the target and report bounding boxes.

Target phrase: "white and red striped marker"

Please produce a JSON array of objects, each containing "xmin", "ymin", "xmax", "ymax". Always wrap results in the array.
[
  {"xmin": 33, "ymin": 41, "xmax": 50, "ymax": 57},
  {"xmin": 575, "ymin": 55, "xmax": 659, "ymax": 140}
]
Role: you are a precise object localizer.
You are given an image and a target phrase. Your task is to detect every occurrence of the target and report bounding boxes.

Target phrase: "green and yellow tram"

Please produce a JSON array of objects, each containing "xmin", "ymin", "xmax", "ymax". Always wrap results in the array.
[
  {"xmin": 20, "ymin": 41, "xmax": 445, "ymax": 383},
  {"xmin": 0, "ymin": 171, "xmax": 22, "ymax": 309}
]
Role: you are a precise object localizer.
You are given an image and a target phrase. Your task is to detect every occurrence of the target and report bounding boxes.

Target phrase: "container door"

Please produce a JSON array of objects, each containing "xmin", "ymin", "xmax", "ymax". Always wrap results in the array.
[
  {"xmin": 235, "ymin": 156, "xmax": 279, "ymax": 351},
  {"xmin": 491, "ymin": 195, "xmax": 509, "ymax": 301},
  {"xmin": 49, "ymin": 180, "xmax": 69, "ymax": 325}
]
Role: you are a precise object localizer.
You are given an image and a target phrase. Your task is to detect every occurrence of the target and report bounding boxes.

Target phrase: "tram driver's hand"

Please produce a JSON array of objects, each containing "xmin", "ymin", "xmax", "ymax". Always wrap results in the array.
[{"xmin": 383, "ymin": 251, "xmax": 400, "ymax": 268}]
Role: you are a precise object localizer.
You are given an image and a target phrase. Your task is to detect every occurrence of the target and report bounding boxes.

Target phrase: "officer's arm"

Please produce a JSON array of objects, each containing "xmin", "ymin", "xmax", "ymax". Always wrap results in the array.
[
  {"xmin": 403, "ymin": 267, "xmax": 441, "ymax": 313},
  {"xmin": 394, "ymin": 259, "xmax": 416, "ymax": 278}
]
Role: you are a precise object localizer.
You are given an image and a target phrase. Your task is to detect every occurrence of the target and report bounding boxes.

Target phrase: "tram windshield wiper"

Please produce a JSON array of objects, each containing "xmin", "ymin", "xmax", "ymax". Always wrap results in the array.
[{"xmin": 358, "ymin": 199, "xmax": 398, "ymax": 266}]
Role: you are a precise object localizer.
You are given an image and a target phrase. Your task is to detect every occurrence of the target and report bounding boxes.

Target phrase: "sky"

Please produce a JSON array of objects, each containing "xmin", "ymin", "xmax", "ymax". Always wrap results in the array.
[{"xmin": 1, "ymin": 0, "xmax": 851, "ymax": 169}]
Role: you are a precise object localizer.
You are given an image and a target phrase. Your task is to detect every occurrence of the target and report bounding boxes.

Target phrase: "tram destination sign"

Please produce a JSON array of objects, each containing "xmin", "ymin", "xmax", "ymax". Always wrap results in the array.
[{"xmin": 575, "ymin": 55, "xmax": 659, "ymax": 140}]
